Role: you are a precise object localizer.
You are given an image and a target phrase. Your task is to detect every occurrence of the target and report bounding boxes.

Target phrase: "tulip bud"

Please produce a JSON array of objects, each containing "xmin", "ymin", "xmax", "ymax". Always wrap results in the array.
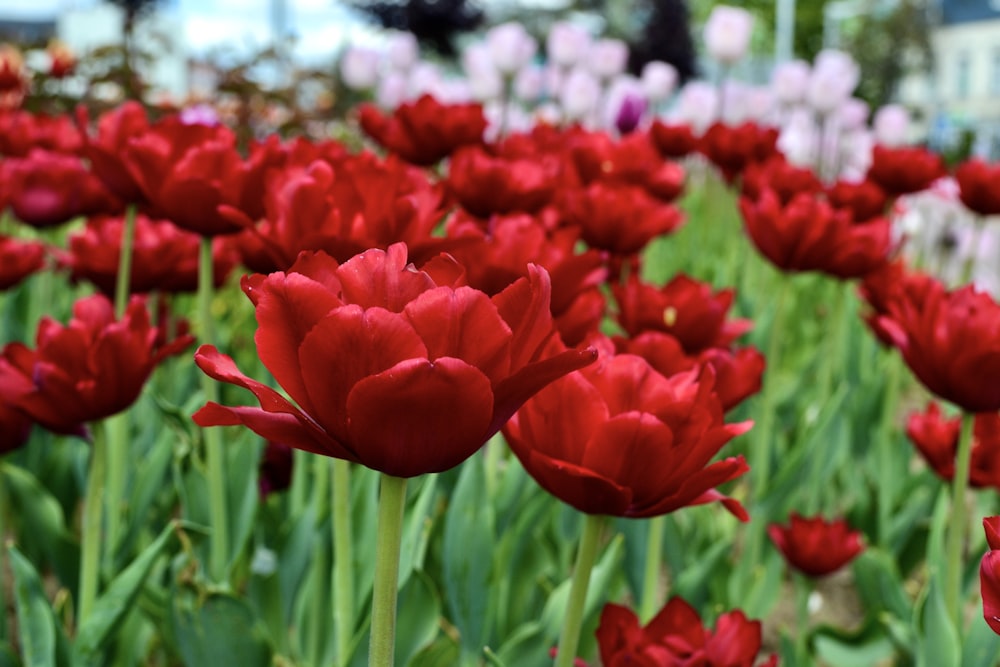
[
  {"xmin": 588, "ymin": 38, "xmax": 629, "ymax": 79},
  {"xmin": 604, "ymin": 75, "xmax": 646, "ymax": 132},
  {"xmin": 46, "ymin": 39, "xmax": 75, "ymax": 78},
  {"xmin": 486, "ymin": 22, "xmax": 537, "ymax": 75},
  {"xmin": 674, "ymin": 81, "xmax": 719, "ymax": 133},
  {"xmin": 777, "ymin": 108, "xmax": 818, "ymax": 167},
  {"xmin": 837, "ymin": 98, "xmax": 870, "ymax": 131},
  {"xmin": 386, "ymin": 31, "xmax": 418, "ymax": 72},
  {"xmin": 560, "ymin": 67, "xmax": 601, "ymax": 121},
  {"xmin": 340, "ymin": 45, "xmax": 381, "ymax": 90},
  {"xmin": 873, "ymin": 104, "xmax": 910, "ymax": 147},
  {"xmin": 704, "ymin": 5, "xmax": 754, "ymax": 65},
  {"xmin": 547, "ymin": 21, "xmax": 591, "ymax": 67},
  {"xmin": 807, "ymin": 50, "xmax": 859, "ymax": 113},
  {"xmin": 641, "ymin": 60, "xmax": 678, "ymax": 102},
  {"xmin": 514, "ymin": 65, "xmax": 545, "ymax": 102},
  {"xmin": 771, "ymin": 59, "xmax": 810, "ymax": 105}
]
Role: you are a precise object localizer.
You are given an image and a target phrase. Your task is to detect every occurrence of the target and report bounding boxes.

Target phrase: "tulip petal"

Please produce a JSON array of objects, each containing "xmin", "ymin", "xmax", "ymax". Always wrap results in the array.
[
  {"xmin": 345, "ymin": 357, "xmax": 493, "ymax": 476},
  {"xmin": 193, "ymin": 403, "xmax": 351, "ymax": 460}
]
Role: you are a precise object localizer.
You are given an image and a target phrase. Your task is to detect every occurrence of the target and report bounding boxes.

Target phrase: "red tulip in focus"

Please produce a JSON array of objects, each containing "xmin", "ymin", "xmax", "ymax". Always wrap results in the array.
[
  {"xmin": 980, "ymin": 517, "xmax": 1000, "ymax": 634},
  {"xmin": 768, "ymin": 513, "xmax": 864, "ymax": 577},
  {"xmin": 0, "ymin": 236, "xmax": 46, "ymax": 290},
  {"xmin": 878, "ymin": 280, "xmax": 1000, "ymax": 413},
  {"xmin": 77, "ymin": 101, "xmax": 150, "ymax": 203},
  {"xmin": 596, "ymin": 598, "xmax": 776, "ymax": 667},
  {"xmin": 739, "ymin": 189, "xmax": 892, "ymax": 279},
  {"xmin": 698, "ymin": 121, "xmax": 780, "ymax": 183},
  {"xmin": 62, "ymin": 214, "xmax": 237, "ymax": 295},
  {"xmin": 123, "ymin": 117, "xmax": 251, "ymax": 236},
  {"xmin": 1, "ymin": 149, "xmax": 119, "ymax": 228},
  {"xmin": 857, "ymin": 260, "xmax": 936, "ymax": 346},
  {"xmin": 867, "ymin": 145, "xmax": 946, "ymax": 197},
  {"xmin": 955, "ymin": 158, "xmax": 1000, "ymax": 216},
  {"xmin": 358, "ymin": 95, "xmax": 488, "ymax": 166},
  {"xmin": 502, "ymin": 337, "xmax": 751, "ymax": 518},
  {"xmin": 193, "ymin": 243, "xmax": 596, "ymax": 478},
  {"xmin": 447, "ymin": 146, "xmax": 560, "ymax": 217},
  {"xmin": 0, "ymin": 295, "xmax": 193, "ymax": 437},
  {"xmin": 560, "ymin": 183, "xmax": 684, "ymax": 256},
  {"xmin": 649, "ymin": 120, "xmax": 699, "ymax": 159},
  {"xmin": 906, "ymin": 402, "xmax": 1000, "ymax": 488},
  {"xmin": 613, "ymin": 275, "xmax": 751, "ymax": 354}
]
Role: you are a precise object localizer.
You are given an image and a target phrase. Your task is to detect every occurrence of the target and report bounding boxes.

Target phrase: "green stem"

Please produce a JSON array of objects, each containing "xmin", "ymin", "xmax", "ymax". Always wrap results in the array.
[
  {"xmin": 199, "ymin": 237, "xmax": 229, "ymax": 583},
  {"xmin": 369, "ymin": 474, "xmax": 408, "ymax": 667},
  {"xmin": 333, "ymin": 459, "xmax": 354, "ymax": 667},
  {"xmin": 79, "ymin": 421, "xmax": 108, "ymax": 625},
  {"xmin": 554, "ymin": 514, "xmax": 604, "ymax": 667},
  {"xmin": 114, "ymin": 204, "xmax": 137, "ymax": 318},
  {"xmin": 0, "ymin": 464, "xmax": 8, "ymax": 641},
  {"xmin": 309, "ymin": 457, "xmax": 330, "ymax": 666},
  {"xmin": 944, "ymin": 412, "xmax": 975, "ymax": 628},
  {"xmin": 876, "ymin": 353, "xmax": 903, "ymax": 546},
  {"xmin": 794, "ymin": 573, "xmax": 812, "ymax": 659},
  {"xmin": 961, "ymin": 216, "xmax": 985, "ymax": 285},
  {"xmin": 639, "ymin": 516, "xmax": 666, "ymax": 622}
]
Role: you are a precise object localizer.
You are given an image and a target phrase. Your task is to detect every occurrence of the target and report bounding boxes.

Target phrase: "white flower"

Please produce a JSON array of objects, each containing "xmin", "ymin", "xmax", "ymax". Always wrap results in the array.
[
  {"xmin": 340, "ymin": 46, "xmax": 381, "ymax": 90},
  {"xmin": 486, "ymin": 22, "xmax": 537, "ymax": 75},
  {"xmin": 873, "ymin": 104, "xmax": 911, "ymax": 147},
  {"xmin": 641, "ymin": 61, "xmax": 678, "ymax": 102},
  {"xmin": 704, "ymin": 5, "xmax": 754, "ymax": 65}
]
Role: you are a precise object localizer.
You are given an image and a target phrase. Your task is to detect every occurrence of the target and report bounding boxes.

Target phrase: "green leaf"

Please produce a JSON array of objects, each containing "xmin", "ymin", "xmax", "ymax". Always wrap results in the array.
[
  {"xmin": 914, "ymin": 575, "xmax": 961, "ymax": 667},
  {"xmin": 399, "ymin": 475, "xmax": 438, "ymax": 590},
  {"xmin": 852, "ymin": 549, "xmax": 912, "ymax": 621},
  {"xmin": 443, "ymin": 458, "xmax": 496, "ymax": 655},
  {"xmin": 73, "ymin": 521, "xmax": 177, "ymax": 666},
  {"xmin": 171, "ymin": 593, "xmax": 274, "ymax": 667},
  {"xmin": 0, "ymin": 641, "xmax": 22, "ymax": 667},
  {"xmin": 961, "ymin": 606, "xmax": 1000, "ymax": 667},
  {"xmin": 396, "ymin": 570, "xmax": 442, "ymax": 665},
  {"xmin": 7, "ymin": 545, "xmax": 70, "ymax": 667},
  {"xmin": 539, "ymin": 534, "xmax": 624, "ymax": 642}
]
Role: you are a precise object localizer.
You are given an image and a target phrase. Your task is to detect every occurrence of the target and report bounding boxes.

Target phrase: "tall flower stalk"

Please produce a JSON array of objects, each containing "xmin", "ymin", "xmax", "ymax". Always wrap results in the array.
[
  {"xmin": 555, "ymin": 514, "xmax": 604, "ymax": 667},
  {"xmin": 369, "ymin": 474, "xmax": 407, "ymax": 667}
]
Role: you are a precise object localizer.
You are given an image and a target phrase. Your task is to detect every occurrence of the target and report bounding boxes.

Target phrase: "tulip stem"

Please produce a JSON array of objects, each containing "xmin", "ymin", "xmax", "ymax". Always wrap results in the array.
[
  {"xmin": 639, "ymin": 515, "xmax": 666, "ymax": 622},
  {"xmin": 198, "ymin": 237, "xmax": 229, "ymax": 583},
  {"xmin": 333, "ymin": 459, "xmax": 354, "ymax": 666},
  {"xmin": 79, "ymin": 421, "xmax": 108, "ymax": 626},
  {"xmin": 944, "ymin": 411, "xmax": 975, "ymax": 628},
  {"xmin": 369, "ymin": 474, "xmax": 407, "ymax": 667},
  {"xmin": 554, "ymin": 514, "xmax": 604, "ymax": 667},
  {"xmin": 876, "ymin": 353, "xmax": 903, "ymax": 545},
  {"xmin": 104, "ymin": 205, "xmax": 136, "ymax": 571}
]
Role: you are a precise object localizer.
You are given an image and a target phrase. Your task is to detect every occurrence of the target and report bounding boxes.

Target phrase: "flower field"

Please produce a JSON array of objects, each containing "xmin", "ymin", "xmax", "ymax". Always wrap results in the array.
[{"xmin": 1, "ymin": 6, "xmax": 1000, "ymax": 667}]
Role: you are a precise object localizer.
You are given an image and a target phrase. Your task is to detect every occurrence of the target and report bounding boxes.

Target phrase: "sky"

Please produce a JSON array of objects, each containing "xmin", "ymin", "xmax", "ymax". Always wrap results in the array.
[{"xmin": 0, "ymin": 0, "xmax": 381, "ymax": 63}]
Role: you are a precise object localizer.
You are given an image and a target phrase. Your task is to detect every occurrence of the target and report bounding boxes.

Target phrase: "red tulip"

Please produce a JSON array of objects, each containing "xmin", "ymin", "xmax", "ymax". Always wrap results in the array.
[
  {"xmin": 62, "ymin": 214, "xmax": 237, "ymax": 295},
  {"xmin": 446, "ymin": 211, "xmax": 608, "ymax": 347},
  {"xmin": 77, "ymin": 101, "xmax": 151, "ymax": 203},
  {"xmin": 596, "ymin": 598, "xmax": 776, "ymax": 667},
  {"xmin": 0, "ymin": 110, "xmax": 81, "ymax": 157},
  {"xmin": 259, "ymin": 441, "xmax": 294, "ymax": 498},
  {"xmin": 358, "ymin": 94, "xmax": 487, "ymax": 166},
  {"xmin": 123, "ymin": 117, "xmax": 250, "ymax": 236},
  {"xmin": 613, "ymin": 275, "xmax": 751, "ymax": 354},
  {"xmin": 228, "ymin": 154, "xmax": 452, "ymax": 272},
  {"xmin": 649, "ymin": 120, "xmax": 699, "ymax": 159},
  {"xmin": 867, "ymin": 145, "xmax": 945, "ymax": 197},
  {"xmin": 827, "ymin": 178, "xmax": 888, "ymax": 222},
  {"xmin": 503, "ymin": 337, "xmax": 751, "ymax": 518},
  {"xmin": 566, "ymin": 129, "xmax": 685, "ymax": 202},
  {"xmin": 0, "ymin": 399, "xmax": 32, "ymax": 454},
  {"xmin": 739, "ymin": 189, "xmax": 892, "ymax": 279},
  {"xmin": 981, "ymin": 516, "xmax": 1000, "ymax": 634},
  {"xmin": 768, "ymin": 513, "xmax": 864, "ymax": 577},
  {"xmin": 878, "ymin": 279, "xmax": 1000, "ymax": 413},
  {"xmin": 906, "ymin": 402, "xmax": 1000, "ymax": 488},
  {"xmin": 1, "ymin": 149, "xmax": 119, "ymax": 228},
  {"xmin": 0, "ymin": 236, "xmax": 46, "ymax": 290},
  {"xmin": 741, "ymin": 155, "xmax": 823, "ymax": 205},
  {"xmin": 447, "ymin": 145, "xmax": 561, "ymax": 218},
  {"xmin": 0, "ymin": 295, "xmax": 193, "ymax": 437},
  {"xmin": 193, "ymin": 243, "xmax": 596, "ymax": 478},
  {"xmin": 955, "ymin": 158, "xmax": 1000, "ymax": 216},
  {"xmin": 559, "ymin": 182, "xmax": 683, "ymax": 256},
  {"xmin": 698, "ymin": 121, "xmax": 780, "ymax": 183}
]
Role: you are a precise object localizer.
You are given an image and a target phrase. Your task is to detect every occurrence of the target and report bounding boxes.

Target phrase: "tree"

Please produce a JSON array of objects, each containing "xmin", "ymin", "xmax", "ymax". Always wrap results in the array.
[
  {"xmin": 628, "ymin": 0, "xmax": 699, "ymax": 83},
  {"xmin": 347, "ymin": 0, "xmax": 484, "ymax": 57},
  {"xmin": 107, "ymin": 0, "xmax": 163, "ymax": 98}
]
